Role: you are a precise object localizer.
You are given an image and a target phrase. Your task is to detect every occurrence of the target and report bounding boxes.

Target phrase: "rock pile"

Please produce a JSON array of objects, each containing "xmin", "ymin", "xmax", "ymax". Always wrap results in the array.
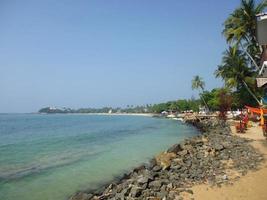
[{"xmin": 70, "ymin": 119, "xmax": 264, "ymax": 200}]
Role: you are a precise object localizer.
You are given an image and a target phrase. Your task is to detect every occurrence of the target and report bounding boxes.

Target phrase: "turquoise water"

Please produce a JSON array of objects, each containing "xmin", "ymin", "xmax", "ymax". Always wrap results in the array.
[{"xmin": 0, "ymin": 114, "xmax": 198, "ymax": 200}]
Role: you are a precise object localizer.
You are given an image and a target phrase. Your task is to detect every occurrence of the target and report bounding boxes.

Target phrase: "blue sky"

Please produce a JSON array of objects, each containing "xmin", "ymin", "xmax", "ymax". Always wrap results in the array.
[{"xmin": 0, "ymin": 0, "xmax": 248, "ymax": 112}]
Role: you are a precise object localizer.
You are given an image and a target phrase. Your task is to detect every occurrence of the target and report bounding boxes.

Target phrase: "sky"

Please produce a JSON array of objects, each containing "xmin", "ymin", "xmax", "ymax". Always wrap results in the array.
[{"xmin": 0, "ymin": 0, "xmax": 250, "ymax": 113}]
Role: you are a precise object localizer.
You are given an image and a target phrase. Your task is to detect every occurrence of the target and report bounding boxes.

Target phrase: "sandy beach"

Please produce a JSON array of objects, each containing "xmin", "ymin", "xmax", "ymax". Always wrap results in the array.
[
  {"xmin": 191, "ymin": 123, "xmax": 267, "ymax": 200},
  {"xmin": 92, "ymin": 113, "xmax": 155, "ymax": 117}
]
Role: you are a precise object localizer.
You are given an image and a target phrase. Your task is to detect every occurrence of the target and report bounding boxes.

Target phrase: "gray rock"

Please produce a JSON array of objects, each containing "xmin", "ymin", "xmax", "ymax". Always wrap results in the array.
[
  {"xmin": 137, "ymin": 176, "xmax": 149, "ymax": 185},
  {"xmin": 167, "ymin": 144, "xmax": 182, "ymax": 154},
  {"xmin": 130, "ymin": 186, "xmax": 142, "ymax": 197},
  {"xmin": 69, "ymin": 192, "xmax": 93, "ymax": 200},
  {"xmin": 213, "ymin": 143, "xmax": 224, "ymax": 151},
  {"xmin": 149, "ymin": 180, "xmax": 162, "ymax": 189},
  {"xmin": 152, "ymin": 165, "xmax": 162, "ymax": 172},
  {"xmin": 120, "ymin": 186, "xmax": 131, "ymax": 197}
]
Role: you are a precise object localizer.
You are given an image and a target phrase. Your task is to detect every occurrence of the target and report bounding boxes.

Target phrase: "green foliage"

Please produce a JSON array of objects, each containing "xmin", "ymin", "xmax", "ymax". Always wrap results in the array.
[
  {"xmin": 150, "ymin": 99, "xmax": 201, "ymax": 113},
  {"xmin": 215, "ymin": 0, "xmax": 267, "ymax": 106},
  {"xmin": 150, "ymin": 103, "xmax": 169, "ymax": 113},
  {"xmin": 223, "ymin": 0, "xmax": 267, "ymax": 67},
  {"xmin": 38, "ymin": 100, "xmax": 201, "ymax": 114},
  {"xmin": 215, "ymin": 46, "xmax": 254, "ymax": 87},
  {"xmin": 201, "ymin": 89, "xmax": 220, "ymax": 111},
  {"xmin": 191, "ymin": 75, "xmax": 209, "ymax": 110},
  {"xmin": 216, "ymin": 45, "xmax": 261, "ymax": 106},
  {"xmin": 201, "ymin": 88, "xmax": 234, "ymax": 111},
  {"xmin": 191, "ymin": 75, "xmax": 205, "ymax": 91},
  {"xmin": 38, "ymin": 107, "xmax": 74, "ymax": 113},
  {"xmin": 39, "ymin": 105, "xmax": 152, "ymax": 114},
  {"xmin": 232, "ymin": 86, "xmax": 263, "ymax": 108}
]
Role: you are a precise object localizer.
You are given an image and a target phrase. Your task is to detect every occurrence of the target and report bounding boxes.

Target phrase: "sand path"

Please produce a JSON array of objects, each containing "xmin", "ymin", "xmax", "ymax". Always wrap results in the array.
[{"xmin": 190, "ymin": 123, "xmax": 267, "ymax": 200}]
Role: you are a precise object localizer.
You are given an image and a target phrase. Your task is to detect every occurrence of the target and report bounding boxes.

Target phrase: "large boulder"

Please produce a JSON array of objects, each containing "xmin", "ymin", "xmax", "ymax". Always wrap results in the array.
[
  {"xmin": 167, "ymin": 144, "xmax": 182, "ymax": 154},
  {"xmin": 155, "ymin": 152, "xmax": 177, "ymax": 170}
]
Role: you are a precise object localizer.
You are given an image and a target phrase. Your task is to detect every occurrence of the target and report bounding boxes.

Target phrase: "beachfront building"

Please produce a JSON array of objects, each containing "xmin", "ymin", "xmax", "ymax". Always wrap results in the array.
[
  {"xmin": 199, "ymin": 105, "xmax": 208, "ymax": 115},
  {"xmin": 255, "ymin": 12, "xmax": 267, "ymax": 128},
  {"xmin": 256, "ymin": 13, "xmax": 267, "ymax": 99}
]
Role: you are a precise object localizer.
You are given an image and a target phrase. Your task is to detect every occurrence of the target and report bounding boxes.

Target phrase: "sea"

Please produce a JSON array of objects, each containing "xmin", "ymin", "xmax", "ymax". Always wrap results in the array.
[{"xmin": 0, "ymin": 114, "xmax": 198, "ymax": 200}]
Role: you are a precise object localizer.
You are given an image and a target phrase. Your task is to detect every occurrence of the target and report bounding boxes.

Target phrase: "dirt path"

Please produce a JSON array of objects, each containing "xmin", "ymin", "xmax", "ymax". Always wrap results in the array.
[{"xmin": 191, "ymin": 123, "xmax": 267, "ymax": 200}]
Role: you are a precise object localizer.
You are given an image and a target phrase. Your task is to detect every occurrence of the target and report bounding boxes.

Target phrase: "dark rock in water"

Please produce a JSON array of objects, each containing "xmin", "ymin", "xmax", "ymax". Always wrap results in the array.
[
  {"xmin": 133, "ymin": 165, "xmax": 146, "ymax": 173},
  {"xmin": 147, "ymin": 158, "xmax": 157, "ymax": 169},
  {"xmin": 70, "ymin": 192, "xmax": 93, "ymax": 200},
  {"xmin": 167, "ymin": 144, "xmax": 182, "ymax": 154}
]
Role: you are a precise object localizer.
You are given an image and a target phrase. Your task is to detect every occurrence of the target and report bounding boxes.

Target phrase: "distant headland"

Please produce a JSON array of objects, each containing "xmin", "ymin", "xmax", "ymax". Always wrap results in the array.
[{"xmin": 38, "ymin": 99, "xmax": 201, "ymax": 114}]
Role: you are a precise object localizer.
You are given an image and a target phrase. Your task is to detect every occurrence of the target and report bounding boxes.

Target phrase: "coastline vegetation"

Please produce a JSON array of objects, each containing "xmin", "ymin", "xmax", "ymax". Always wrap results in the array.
[{"xmin": 38, "ymin": 99, "xmax": 201, "ymax": 114}]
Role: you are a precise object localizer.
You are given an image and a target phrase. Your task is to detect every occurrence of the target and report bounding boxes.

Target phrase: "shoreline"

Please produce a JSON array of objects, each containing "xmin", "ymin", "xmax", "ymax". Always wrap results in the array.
[
  {"xmin": 36, "ymin": 112, "xmax": 157, "ymax": 117},
  {"xmin": 82, "ymin": 113, "xmax": 156, "ymax": 117},
  {"xmin": 69, "ymin": 118, "xmax": 264, "ymax": 200}
]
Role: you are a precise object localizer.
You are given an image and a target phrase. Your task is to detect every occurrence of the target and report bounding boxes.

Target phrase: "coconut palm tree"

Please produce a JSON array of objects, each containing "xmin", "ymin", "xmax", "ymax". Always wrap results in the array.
[
  {"xmin": 223, "ymin": 0, "xmax": 267, "ymax": 69},
  {"xmin": 215, "ymin": 46, "xmax": 261, "ymax": 105},
  {"xmin": 191, "ymin": 76, "xmax": 209, "ymax": 111}
]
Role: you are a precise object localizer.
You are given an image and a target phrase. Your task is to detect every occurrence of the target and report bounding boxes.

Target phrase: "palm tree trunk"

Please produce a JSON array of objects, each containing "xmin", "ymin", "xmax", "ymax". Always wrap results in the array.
[
  {"xmin": 240, "ymin": 42, "xmax": 260, "ymax": 70},
  {"xmin": 200, "ymin": 92, "xmax": 209, "ymax": 112},
  {"xmin": 242, "ymin": 80, "xmax": 261, "ymax": 105}
]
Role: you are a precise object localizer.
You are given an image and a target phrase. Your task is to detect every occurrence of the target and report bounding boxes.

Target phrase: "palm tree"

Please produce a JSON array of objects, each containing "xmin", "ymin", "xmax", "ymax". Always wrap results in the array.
[
  {"xmin": 191, "ymin": 76, "xmax": 209, "ymax": 111},
  {"xmin": 215, "ymin": 46, "xmax": 261, "ymax": 105},
  {"xmin": 223, "ymin": 0, "xmax": 267, "ymax": 69}
]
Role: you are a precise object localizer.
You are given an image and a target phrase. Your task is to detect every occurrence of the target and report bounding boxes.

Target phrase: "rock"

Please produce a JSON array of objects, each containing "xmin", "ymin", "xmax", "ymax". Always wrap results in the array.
[
  {"xmin": 213, "ymin": 143, "xmax": 224, "ymax": 151},
  {"xmin": 185, "ymin": 160, "xmax": 192, "ymax": 167},
  {"xmin": 120, "ymin": 186, "xmax": 131, "ymax": 197},
  {"xmin": 130, "ymin": 186, "xmax": 142, "ymax": 197},
  {"xmin": 69, "ymin": 192, "xmax": 93, "ymax": 200},
  {"xmin": 134, "ymin": 165, "xmax": 146, "ymax": 174},
  {"xmin": 178, "ymin": 150, "xmax": 188, "ymax": 157},
  {"xmin": 167, "ymin": 182, "xmax": 173, "ymax": 189},
  {"xmin": 167, "ymin": 144, "xmax": 182, "ymax": 154},
  {"xmin": 152, "ymin": 165, "xmax": 162, "ymax": 172},
  {"xmin": 170, "ymin": 164, "xmax": 182, "ymax": 170},
  {"xmin": 149, "ymin": 180, "xmax": 162, "ymax": 189},
  {"xmin": 137, "ymin": 176, "xmax": 149, "ymax": 185},
  {"xmin": 155, "ymin": 152, "xmax": 177, "ymax": 170},
  {"xmin": 168, "ymin": 191, "xmax": 176, "ymax": 199},
  {"xmin": 222, "ymin": 174, "xmax": 228, "ymax": 180},
  {"xmin": 147, "ymin": 158, "xmax": 157, "ymax": 169}
]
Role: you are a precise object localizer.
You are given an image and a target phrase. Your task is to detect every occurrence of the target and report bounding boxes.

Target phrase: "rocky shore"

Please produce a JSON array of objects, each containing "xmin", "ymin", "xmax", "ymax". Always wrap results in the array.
[{"xmin": 69, "ymin": 118, "xmax": 264, "ymax": 200}]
